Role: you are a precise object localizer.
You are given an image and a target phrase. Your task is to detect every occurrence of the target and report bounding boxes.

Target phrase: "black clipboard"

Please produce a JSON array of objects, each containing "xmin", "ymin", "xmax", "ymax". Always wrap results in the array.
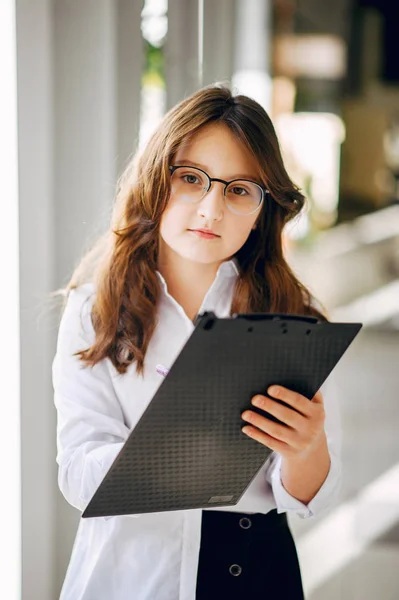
[{"xmin": 82, "ymin": 312, "xmax": 362, "ymax": 518}]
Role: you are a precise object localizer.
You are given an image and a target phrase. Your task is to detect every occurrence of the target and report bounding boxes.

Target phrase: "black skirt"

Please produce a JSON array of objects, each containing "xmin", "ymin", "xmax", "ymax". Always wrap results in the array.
[{"xmin": 195, "ymin": 509, "xmax": 304, "ymax": 600}]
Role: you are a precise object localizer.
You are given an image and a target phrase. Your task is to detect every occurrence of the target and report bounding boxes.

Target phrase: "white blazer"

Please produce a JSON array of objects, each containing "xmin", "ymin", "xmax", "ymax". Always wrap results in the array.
[{"xmin": 53, "ymin": 259, "xmax": 342, "ymax": 600}]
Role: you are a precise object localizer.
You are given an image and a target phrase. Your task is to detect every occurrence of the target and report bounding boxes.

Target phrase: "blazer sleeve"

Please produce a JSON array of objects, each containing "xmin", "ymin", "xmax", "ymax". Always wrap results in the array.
[{"xmin": 52, "ymin": 284, "xmax": 131, "ymax": 512}]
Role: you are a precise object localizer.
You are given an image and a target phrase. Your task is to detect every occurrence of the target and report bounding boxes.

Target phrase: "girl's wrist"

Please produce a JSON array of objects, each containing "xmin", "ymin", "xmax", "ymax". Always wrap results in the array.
[{"xmin": 280, "ymin": 433, "xmax": 331, "ymax": 504}]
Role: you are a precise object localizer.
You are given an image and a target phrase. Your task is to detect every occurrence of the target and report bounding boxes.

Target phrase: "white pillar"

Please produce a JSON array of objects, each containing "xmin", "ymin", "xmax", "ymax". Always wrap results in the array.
[
  {"xmin": 53, "ymin": 0, "xmax": 144, "ymax": 592},
  {"xmin": 54, "ymin": 0, "xmax": 118, "ymax": 278},
  {"xmin": 53, "ymin": 0, "xmax": 112, "ymax": 591},
  {"xmin": 232, "ymin": 0, "xmax": 272, "ymax": 111},
  {"xmin": 165, "ymin": 0, "xmax": 200, "ymax": 110},
  {"xmin": 202, "ymin": 0, "xmax": 235, "ymax": 87},
  {"xmin": 15, "ymin": 0, "xmax": 56, "ymax": 598},
  {"xmin": 116, "ymin": 0, "xmax": 145, "ymax": 174},
  {"xmin": 15, "ymin": 0, "xmax": 144, "ymax": 596}
]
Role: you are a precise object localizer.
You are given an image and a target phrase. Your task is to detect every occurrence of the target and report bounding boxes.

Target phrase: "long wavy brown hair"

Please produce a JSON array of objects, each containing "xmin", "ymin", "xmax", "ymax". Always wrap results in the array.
[{"xmin": 57, "ymin": 83, "xmax": 326, "ymax": 377}]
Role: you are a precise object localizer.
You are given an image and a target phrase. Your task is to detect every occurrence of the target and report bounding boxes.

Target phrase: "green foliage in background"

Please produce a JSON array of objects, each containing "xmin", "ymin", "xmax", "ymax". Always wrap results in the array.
[{"xmin": 142, "ymin": 41, "xmax": 165, "ymax": 88}]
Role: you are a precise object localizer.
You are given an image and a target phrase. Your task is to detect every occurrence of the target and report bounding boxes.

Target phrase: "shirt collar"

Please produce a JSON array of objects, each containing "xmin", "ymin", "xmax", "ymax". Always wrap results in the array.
[{"xmin": 219, "ymin": 257, "xmax": 240, "ymax": 277}]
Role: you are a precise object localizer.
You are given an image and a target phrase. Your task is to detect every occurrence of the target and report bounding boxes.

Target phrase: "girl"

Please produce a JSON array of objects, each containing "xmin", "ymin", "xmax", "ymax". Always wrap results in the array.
[{"xmin": 53, "ymin": 84, "xmax": 341, "ymax": 600}]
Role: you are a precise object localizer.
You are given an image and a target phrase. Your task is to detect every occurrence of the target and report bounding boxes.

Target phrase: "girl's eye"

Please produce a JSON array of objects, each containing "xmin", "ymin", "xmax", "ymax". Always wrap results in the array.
[
  {"xmin": 231, "ymin": 186, "xmax": 248, "ymax": 196},
  {"xmin": 183, "ymin": 174, "xmax": 200, "ymax": 184}
]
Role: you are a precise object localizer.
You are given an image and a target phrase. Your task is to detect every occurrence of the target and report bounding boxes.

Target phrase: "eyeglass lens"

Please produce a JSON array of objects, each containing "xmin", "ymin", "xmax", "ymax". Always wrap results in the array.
[{"xmin": 170, "ymin": 166, "xmax": 262, "ymax": 215}]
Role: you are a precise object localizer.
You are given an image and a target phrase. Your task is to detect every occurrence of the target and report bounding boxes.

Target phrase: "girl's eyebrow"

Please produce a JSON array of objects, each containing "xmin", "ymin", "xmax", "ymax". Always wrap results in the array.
[{"xmin": 174, "ymin": 159, "xmax": 261, "ymax": 183}]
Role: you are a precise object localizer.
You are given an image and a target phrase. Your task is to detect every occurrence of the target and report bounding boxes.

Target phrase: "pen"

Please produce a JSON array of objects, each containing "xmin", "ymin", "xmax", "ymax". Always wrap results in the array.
[{"xmin": 156, "ymin": 364, "xmax": 170, "ymax": 377}]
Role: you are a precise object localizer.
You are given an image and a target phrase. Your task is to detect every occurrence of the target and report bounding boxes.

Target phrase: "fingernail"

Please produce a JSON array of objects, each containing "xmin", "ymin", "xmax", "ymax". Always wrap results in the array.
[
  {"xmin": 268, "ymin": 386, "xmax": 279, "ymax": 396},
  {"xmin": 252, "ymin": 396, "xmax": 262, "ymax": 407}
]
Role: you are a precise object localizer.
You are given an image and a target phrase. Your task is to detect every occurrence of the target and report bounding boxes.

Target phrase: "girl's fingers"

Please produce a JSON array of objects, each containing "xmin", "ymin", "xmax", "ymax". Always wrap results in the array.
[
  {"xmin": 312, "ymin": 390, "xmax": 324, "ymax": 404},
  {"xmin": 266, "ymin": 386, "xmax": 324, "ymax": 416},
  {"xmin": 241, "ymin": 387, "xmax": 326, "ymax": 453},
  {"xmin": 251, "ymin": 395, "xmax": 303, "ymax": 429},
  {"xmin": 241, "ymin": 409, "xmax": 295, "ymax": 444},
  {"xmin": 241, "ymin": 425, "xmax": 289, "ymax": 454}
]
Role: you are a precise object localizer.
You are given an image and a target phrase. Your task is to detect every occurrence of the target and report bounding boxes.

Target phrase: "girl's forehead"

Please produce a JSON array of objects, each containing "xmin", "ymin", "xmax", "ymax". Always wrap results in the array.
[
  {"xmin": 174, "ymin": 124, "xmax": 261, "ymax": 179},
  {"xmin": 178, "ymin": 122, "xmax": 234, "ymax": 149}
]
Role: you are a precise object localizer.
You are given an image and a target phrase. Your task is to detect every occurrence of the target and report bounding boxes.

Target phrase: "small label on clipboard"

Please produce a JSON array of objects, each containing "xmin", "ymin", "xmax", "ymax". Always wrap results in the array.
[{"xmin": 208, "ymin": 495, "xmax": 234, "ymax": 503}]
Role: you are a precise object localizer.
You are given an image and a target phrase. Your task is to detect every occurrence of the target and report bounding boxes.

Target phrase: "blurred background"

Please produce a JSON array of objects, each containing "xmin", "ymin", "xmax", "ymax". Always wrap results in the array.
[{"xmin": 1, "ymin": 0, "xmax": 399, "ymax": 598}]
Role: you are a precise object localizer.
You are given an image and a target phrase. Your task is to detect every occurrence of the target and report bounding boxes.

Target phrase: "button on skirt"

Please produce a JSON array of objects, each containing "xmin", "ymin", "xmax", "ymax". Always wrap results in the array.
[{"xmin": 195, "ymin": 509, "xmax": 304, "ymax": 600}]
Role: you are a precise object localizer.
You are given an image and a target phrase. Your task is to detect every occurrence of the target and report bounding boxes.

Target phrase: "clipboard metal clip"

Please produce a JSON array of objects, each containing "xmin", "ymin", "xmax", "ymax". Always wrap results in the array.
[
  {"xmin": 233, "ymin": 313, "xmax": 319, "ymax": 324},
  {"xmin": 194, "ymin": 311, "xmax": 319, "ymax": 327}
]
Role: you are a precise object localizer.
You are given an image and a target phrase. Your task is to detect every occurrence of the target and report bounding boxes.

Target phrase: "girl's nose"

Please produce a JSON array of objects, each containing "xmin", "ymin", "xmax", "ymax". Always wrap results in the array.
[{"xmin": 196, "ymin": 183, "xmax": 224, "ymax": 221}]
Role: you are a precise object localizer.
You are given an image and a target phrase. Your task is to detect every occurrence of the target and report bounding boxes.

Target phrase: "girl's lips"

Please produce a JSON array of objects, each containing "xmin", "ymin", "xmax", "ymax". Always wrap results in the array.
[{"xmin": 189, "ymin": 229, "xmax": 220, "ymax": 239}]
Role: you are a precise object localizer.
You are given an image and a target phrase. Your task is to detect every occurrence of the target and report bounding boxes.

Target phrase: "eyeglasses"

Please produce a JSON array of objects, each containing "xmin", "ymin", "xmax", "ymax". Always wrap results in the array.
[{"xmin": 168, "ymin": 165, "xmax": 269, "ymax": 215}]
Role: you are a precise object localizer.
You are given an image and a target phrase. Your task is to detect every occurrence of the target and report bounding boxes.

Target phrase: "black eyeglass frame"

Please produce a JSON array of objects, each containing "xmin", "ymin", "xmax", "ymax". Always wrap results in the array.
[{"xmin": 168, "ymin": 164, "xmax": 270, "ymax": 215}]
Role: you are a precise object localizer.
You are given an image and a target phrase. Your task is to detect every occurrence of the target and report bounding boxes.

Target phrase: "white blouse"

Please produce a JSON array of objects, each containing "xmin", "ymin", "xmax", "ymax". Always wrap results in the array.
[{"xmin": 53, "ymin": 258, "xmax": 342, "ymax": 600}]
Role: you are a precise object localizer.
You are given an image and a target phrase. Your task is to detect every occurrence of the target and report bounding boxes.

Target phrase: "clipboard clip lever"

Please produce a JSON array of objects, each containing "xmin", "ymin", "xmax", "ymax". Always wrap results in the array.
[
  {"xmin": 233, "ymin": 313, "xmax": 319, "ymax": 324},
  {"xmin": 194, "ymin": 311, "xmax": 319, "ymax": 329}
]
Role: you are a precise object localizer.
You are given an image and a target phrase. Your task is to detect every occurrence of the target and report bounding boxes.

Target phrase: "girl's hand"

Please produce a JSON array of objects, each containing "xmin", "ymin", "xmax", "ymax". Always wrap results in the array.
[{"xmin": 241, "ymin": 385, "xmax": 326, "ymax": 461}]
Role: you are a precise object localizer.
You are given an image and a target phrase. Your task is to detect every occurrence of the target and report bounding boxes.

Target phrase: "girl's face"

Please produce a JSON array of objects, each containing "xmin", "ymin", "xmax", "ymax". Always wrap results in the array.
[{"xmin": 158, "ymin": 122, "xmax": 262, "ymax": 269}]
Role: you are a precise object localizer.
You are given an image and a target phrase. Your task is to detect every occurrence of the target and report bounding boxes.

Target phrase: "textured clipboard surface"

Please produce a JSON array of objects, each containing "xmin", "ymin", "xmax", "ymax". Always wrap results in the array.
[{"xmin": 83, "ymin": 314, "xmax": 362, "ymax": 518}]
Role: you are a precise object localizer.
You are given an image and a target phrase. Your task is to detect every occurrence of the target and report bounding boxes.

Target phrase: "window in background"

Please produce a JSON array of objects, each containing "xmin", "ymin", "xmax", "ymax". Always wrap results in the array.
[
  {"xmin": 272, "ymin": 32, "xmax": 347, "ymax": 242},
  {"xmin": 139, "ymin": 0, "xmax": 168, "ymax": 149}
]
